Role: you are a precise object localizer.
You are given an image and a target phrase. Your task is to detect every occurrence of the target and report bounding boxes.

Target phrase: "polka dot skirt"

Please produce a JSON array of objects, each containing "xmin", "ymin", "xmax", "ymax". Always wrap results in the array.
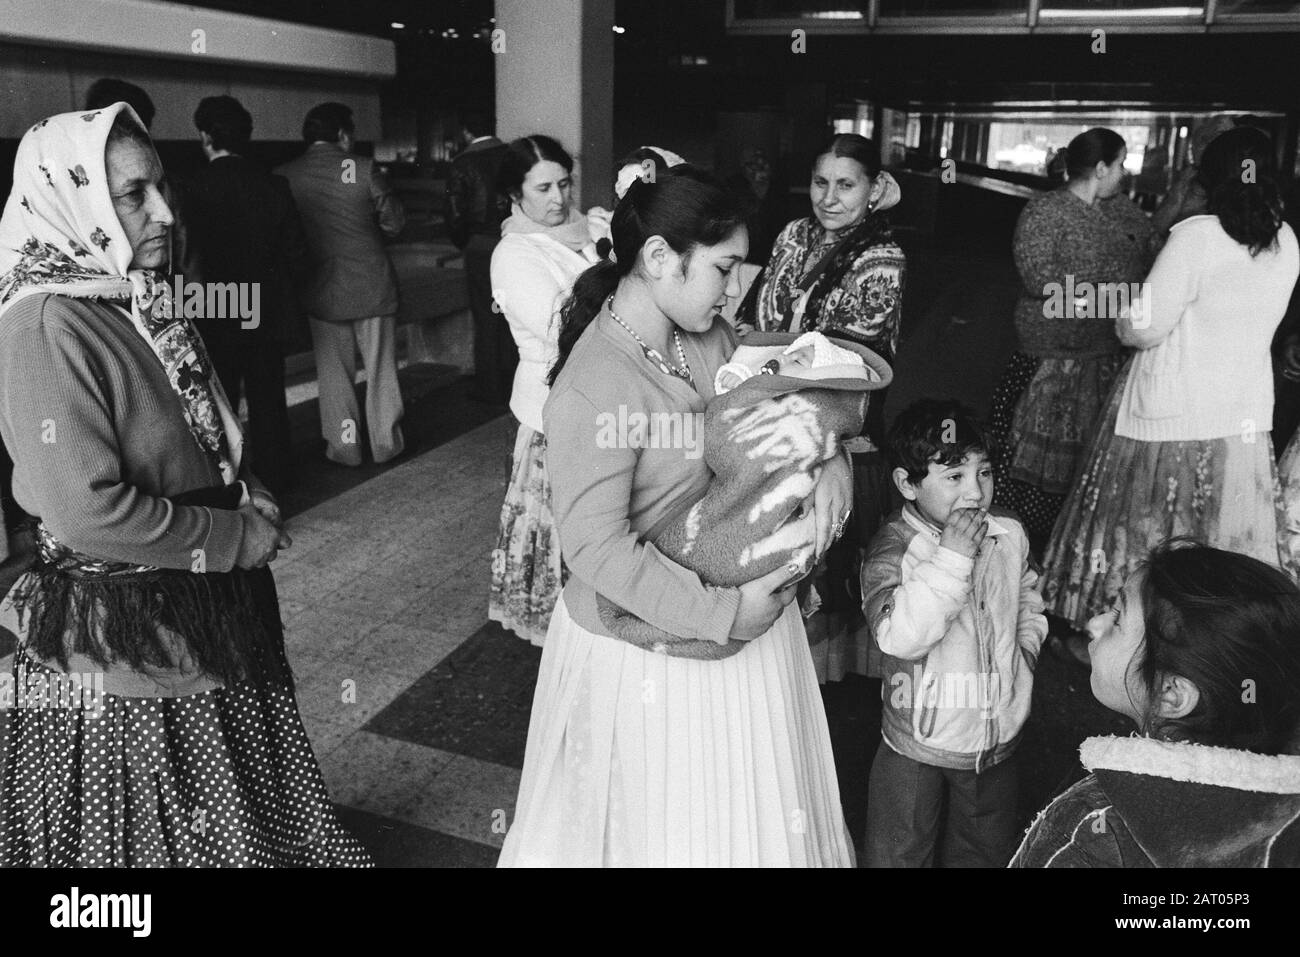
[{"xmin": 1, "ymin": 656, "xmax": 372, "ymax": 868}]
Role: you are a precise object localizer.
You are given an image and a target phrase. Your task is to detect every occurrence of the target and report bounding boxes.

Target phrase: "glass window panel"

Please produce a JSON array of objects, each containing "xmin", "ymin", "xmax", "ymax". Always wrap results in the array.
[
  {"xmin": 878, "ymin": 0, "xmax": 1024, "ymax": 13},
  {"xmin": 1215, "ymin": 0, "xmax": 1300, "ymax": 13},
  {"xmin": 732, "ymin": 1, "xmax": 867, "ymax": 19},
  {"xmin": 1039, "ymin": 0, "xmax": 1203, "ymax": 12},
  {"xmin": 986, "ymin": 121, "xmax": 1150, "ymax": 175}
]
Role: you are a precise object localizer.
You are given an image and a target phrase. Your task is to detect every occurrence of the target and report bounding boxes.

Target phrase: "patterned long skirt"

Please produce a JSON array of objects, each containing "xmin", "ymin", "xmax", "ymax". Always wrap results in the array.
[
  {"xmin": 990, "ymin": 351, "xmax": 1127, "ymax": 555},
  {"xmin": 1009, "ymin": 353, "xmax": 1129, "ymax": 496},
  {"xmin": 489, "ymin": 422, "xmax": 568, "ymax": 645},
  {"xmin": 0, "ymin": 654, "xmax": 373, "ymax": 867},
  {"xmin": 1041, "ymin": 359, "xmax": 1287, "ymax": 630},
  {"xmin": 1274, "ymin": 431, "xmax": 1300, "ymax": 579}
]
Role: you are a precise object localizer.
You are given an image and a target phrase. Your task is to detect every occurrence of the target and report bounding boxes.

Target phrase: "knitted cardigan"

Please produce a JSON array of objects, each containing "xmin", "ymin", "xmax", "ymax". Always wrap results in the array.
[{"xmin": 1114, "ymin": 215, "xmax": 1299, "ymax": 442}]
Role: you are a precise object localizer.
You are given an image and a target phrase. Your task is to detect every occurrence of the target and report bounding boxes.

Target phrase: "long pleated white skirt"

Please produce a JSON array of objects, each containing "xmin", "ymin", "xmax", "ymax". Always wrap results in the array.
[{"xmin": 498, "ymin": 596, "xmax": 855, "ymax": 867}]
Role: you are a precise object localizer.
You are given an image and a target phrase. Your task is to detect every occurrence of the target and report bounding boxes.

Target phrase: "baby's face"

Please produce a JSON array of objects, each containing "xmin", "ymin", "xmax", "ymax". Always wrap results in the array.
[{"xmin": 775, "ymin": 344, "xmax": 816, "ymax": 377}]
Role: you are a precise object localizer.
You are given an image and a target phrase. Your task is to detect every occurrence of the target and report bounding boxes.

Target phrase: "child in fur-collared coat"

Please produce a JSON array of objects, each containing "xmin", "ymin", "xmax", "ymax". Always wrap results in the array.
[{"xmin": 1013, "ymin": 540, "xmax": 1300, "ymax": 868}]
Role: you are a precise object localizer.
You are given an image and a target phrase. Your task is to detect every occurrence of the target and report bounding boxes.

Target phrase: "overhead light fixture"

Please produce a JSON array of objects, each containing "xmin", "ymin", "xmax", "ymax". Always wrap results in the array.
[{"xmin": 391, "ymin": 22, "xmax": 405, "ymax": 29}]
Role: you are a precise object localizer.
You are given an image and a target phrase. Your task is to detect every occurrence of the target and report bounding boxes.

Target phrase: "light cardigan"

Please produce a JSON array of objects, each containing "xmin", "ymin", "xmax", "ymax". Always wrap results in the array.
[
  {"xmin": 1115, "ymin": 215, "xmax": 1299, "ymax": 441},
  {"xmin": 543, "ymin": 305, "xmax": 744, "ymax": 643},
  {"xmin": 490, "ymin": 232, "xmax": 598, "ymax": 433}
]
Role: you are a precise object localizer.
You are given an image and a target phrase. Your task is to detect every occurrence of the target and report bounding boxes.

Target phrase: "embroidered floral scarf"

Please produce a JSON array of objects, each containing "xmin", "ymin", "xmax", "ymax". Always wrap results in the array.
[{"xmin": 0, "ymin": 103, "xmax": 242, "ymax": 485}]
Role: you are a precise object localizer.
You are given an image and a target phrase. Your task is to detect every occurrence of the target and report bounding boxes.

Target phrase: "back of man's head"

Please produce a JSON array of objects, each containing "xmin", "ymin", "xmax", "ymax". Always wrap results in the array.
[
  {"xmin": 86, "ymin": 78, "xmax": 156, "ymax": 130},
  {"xmin": 194, "ymin": 95, "xmax": 253, "ymax": 154},
  {"xmin": 302, "ymin": 102, "xmax": 354, "ymax": 144}
]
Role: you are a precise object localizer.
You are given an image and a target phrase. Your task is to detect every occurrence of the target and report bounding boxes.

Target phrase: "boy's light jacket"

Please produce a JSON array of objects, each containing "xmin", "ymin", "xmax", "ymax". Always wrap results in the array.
[{"xmin": 862, "ymin": 505, "xmax": 1048, "ymax": 772}]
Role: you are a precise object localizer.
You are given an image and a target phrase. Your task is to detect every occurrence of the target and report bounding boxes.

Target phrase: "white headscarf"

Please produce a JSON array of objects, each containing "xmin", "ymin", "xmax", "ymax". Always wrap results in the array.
[{"xmin": 0, "ymin": 103, "xmax": 242, "ymax": 483}]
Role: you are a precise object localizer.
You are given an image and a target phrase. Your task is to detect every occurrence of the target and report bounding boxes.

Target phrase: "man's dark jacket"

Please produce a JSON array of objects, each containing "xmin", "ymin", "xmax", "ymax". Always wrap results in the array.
[
  {"xmin": 185, "ymin": 154, "xmax": 308, "ymax": 343},
  {"xmin": 446, "ymin": 137, "xmax": 509, "ymax": 249}
]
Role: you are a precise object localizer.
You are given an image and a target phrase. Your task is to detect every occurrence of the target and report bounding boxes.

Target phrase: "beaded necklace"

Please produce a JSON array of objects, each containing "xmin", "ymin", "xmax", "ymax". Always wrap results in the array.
[{"xmin": 606, "ymin": 296, "xmax": 694, "ymax": 387}]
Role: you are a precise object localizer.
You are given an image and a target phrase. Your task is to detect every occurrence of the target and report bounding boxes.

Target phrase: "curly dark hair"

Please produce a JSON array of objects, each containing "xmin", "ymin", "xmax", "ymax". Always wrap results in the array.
[{"xmin": 886, "ymin": 399, "xmax": 993, "ymax": 485}]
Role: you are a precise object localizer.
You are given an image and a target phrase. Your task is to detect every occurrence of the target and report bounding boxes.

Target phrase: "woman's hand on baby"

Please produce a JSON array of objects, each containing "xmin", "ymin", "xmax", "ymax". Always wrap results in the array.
[
  {"xmin": 811, "ymin": 453, "xmax": 853, "ymax": 561},
  {"xmin": 939, "ymin": 507, "xmax": 987, "ymax": 559},
  {"xmin": 730, "ymin": 562, "xmax": 803, "ymax": 640}
]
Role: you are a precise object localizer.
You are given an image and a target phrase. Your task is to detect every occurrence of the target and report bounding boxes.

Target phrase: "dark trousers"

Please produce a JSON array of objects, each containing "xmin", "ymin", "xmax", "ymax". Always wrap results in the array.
[
  {"xmin": 865, "ymin": 743, "xmax": 1020, "ymax": 868},
  {"xmin": 465, "ymin": 238, "xmax": 518, "ymax": 402},
  {"xmin": 200, "ymin": 323, "xmax": 294, "ymax": 495}
]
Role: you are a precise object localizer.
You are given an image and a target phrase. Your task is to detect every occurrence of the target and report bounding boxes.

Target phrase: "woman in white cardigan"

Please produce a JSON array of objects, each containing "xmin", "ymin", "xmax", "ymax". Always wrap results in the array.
[
  {"xmin": 488, "ymin": 135, "xmax": 601, "ymax": 644},
  {"xmin": 1043, "ymin": 126, "xmax": 1300, "ymax": 630}
]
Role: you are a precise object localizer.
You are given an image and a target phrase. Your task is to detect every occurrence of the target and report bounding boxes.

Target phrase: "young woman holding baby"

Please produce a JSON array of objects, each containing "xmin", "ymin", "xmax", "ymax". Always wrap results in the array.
[{"xmin": 497, "ymin": 167, "xmax": 857, "ymax": 867}]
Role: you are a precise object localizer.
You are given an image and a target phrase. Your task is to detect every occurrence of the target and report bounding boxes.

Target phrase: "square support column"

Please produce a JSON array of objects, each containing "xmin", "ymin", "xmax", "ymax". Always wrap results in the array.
[{"xmin": 494, "ymin": 0, "xmax": 614, "ymax": 211}]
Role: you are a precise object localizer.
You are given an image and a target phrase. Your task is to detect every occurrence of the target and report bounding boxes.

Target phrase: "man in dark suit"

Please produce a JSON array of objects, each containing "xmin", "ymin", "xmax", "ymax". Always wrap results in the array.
[
  {"xmin": 276, "ymin": 103, "xmax": 406, "ymax": 467},
  {"xmin": 188, "ymin": 95, "xmax": 308, "ymax": 494},
  {"xmin": 446, "ymin": 109, "xmax": 514, "ymax": 403}
]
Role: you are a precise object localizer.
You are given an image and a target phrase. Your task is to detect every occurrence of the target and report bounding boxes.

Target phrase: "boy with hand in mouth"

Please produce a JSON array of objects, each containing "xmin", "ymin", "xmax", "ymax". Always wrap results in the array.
[{"xmin": 861, "ymin": 399, "xmax": 1047, "ymax": 867}]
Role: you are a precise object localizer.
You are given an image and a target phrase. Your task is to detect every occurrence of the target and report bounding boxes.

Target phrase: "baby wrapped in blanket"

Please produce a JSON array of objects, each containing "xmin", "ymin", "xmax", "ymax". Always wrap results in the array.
[{"xmin": 597, "ymin": 330, "xmax": 892, "ymax": 658}]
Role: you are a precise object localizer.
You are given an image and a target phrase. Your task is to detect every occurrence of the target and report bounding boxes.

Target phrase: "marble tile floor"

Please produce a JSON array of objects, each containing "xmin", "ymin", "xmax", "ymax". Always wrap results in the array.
[{"xmin": 272, "ymin": 418, "xmax": 527, "ymax": 865}]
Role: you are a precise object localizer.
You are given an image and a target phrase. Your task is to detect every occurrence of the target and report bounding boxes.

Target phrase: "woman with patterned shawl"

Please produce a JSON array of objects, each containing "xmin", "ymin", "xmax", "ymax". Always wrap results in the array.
[
  {"xmin": 0, "ymin": 104, "xmax": 370, "ymax": 866},
  {"xmin": 736, "ymin": 133, "xmax": 905, "ymax": 683}
]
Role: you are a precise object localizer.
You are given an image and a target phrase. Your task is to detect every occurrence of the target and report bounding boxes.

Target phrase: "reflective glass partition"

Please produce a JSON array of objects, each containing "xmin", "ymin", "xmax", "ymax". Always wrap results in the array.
[
  {"xmin": 1038, "ymin": 0, "xmax": 1203, "ymax": 11},
  {"xmin": 1216, "ymin": 0, "xmax": 1300, "ymax": 12},
  {"xmin": 731, "ymin": 0, "xmax": 869, "ymax": 19},
  {"xmin": 879, "ymin": 0, "xmax": 1024, "ymax": 12},
  {"xmin": 729, "ymin": 0, "xmax": 1300, "ymax": 27}
]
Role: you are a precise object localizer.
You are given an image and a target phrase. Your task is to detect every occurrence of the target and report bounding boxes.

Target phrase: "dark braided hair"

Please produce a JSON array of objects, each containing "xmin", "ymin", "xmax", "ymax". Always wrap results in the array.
[{"xmin": 547, "ymin": 165, "xmax": 748, "ymax": 386}]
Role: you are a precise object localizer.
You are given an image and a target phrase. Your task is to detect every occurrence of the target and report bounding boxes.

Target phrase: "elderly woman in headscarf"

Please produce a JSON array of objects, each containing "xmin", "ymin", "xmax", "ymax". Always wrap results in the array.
[
  {"xmin": 0, "ymin": 105, "xmax": 370, "ymax": 867},
  {"xmin": 735, "ymin": 132, "xmax": 904, "ymax": 683}
]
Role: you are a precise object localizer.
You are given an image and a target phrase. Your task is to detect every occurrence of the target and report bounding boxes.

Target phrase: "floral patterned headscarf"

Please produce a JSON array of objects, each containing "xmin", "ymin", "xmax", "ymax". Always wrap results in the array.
[{"xmin": 0, "ymin": 103, "xmax": 242, "ymax": 484}]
